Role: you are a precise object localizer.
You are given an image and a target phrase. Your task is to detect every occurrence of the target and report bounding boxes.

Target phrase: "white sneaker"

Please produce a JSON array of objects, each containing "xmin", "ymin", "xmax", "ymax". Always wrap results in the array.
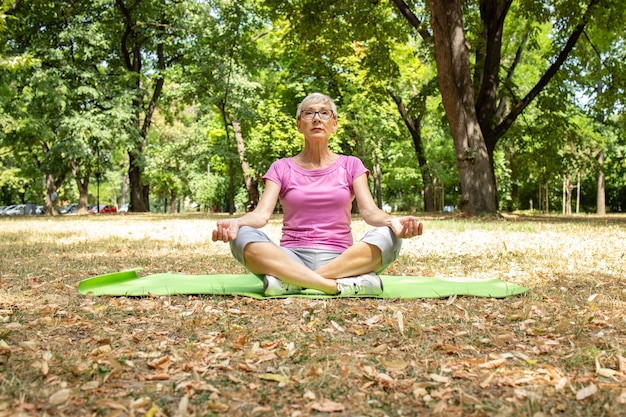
[
  {"xmin": 336, "ymin": 273, "xmax": 383, "ymax": 296},
  {"xmin": 263, "ymin": 275, "xmax": 302, "ymax": 296}
]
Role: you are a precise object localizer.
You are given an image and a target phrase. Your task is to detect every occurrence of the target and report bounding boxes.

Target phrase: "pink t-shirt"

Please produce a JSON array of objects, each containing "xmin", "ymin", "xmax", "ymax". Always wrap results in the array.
[{"xmin": 263, "ymin": 155, "xmax": 369, "ymax": 251}]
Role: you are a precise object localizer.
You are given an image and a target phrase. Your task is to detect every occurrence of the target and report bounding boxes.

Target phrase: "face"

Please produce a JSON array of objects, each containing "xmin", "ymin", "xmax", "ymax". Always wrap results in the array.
[{"xmin": 296, "ymin": 102, "xmax": 338, "ymax": 138}]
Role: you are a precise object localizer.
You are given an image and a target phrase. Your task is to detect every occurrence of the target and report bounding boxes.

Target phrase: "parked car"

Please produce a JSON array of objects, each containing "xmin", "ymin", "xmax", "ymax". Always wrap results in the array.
[
  {"xmin": 0, "ymin": 205, "xmax": 16, "ymax": 215},
  {"xmin": 118, "ymin": 203, "xmax": 129, "ymax": 213},
  {"xmin": 88, "ymin": 204, "xmax": 117, "ymax": 214},
  {"xmin": 60, "ymin": 203, "xmax": 78, "ymax": 214},
  {"xmin": 5, "ymin": 204, "xmax": 25, "ymax": 215}
]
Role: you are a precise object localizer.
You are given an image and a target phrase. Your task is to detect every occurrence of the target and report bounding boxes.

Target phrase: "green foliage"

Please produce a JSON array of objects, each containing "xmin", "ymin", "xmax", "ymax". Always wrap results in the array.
[
  {"xmin": 188, "ymin": 172, "xmax": 228, "ymax": 212},
  {"xmin": 0, "ymin": 0, "xmax": 624, "ymax": 214}
]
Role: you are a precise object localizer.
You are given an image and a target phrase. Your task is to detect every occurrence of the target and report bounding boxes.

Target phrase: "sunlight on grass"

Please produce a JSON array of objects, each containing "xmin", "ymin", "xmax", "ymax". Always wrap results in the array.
[{"xmin": 1, "ymin": 213, "xmax": 625, "ymax": 416}]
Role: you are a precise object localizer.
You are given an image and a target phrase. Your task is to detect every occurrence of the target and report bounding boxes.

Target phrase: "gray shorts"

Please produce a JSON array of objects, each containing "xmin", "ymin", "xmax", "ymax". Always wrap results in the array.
[{"xmin": 230, "ymin": 225, "xmax": 401, "ymax": 276}]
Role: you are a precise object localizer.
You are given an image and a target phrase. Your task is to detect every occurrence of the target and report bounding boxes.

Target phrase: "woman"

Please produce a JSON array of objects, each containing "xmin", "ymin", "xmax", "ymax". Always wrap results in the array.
[{"xmin": 212, "ymin": 93, "xmax": 423, "ymax": 296}]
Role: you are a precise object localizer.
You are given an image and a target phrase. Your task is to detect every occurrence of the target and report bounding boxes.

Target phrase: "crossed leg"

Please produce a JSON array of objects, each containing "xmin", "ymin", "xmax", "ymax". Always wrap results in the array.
[
  {"xmin": 243, "ymin": 242, "xmax": 339, "ymax": 294},
  {"xmin": 235, "ymin": 226, "xmax": 395, "ymax": 294},
  {"xmin": 315, "ymin": 241, "xmax": 382, "ymax": 278}
]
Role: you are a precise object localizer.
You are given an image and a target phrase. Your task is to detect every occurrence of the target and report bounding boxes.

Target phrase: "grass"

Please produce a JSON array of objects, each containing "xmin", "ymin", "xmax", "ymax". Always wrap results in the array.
[{"xmin": 0, "ymin": 212, "xmax": 625, "ymax": 416}]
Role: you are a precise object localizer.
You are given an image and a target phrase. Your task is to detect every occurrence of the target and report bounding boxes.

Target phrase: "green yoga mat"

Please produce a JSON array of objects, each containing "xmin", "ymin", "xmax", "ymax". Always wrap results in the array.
[{"xmin": 78, "ymin": 268, "xmax": 528, "ymax": 299}]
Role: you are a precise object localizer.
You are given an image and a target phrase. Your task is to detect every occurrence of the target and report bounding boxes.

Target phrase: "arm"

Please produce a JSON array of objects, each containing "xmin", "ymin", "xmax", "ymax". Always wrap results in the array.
[
  {"xmin": 212, "ymin": 180, "xmax": 281, "ymax": 243},
  {"xmin": 353, "ymin": 173, "xmax": 423, "ymax": 238}
]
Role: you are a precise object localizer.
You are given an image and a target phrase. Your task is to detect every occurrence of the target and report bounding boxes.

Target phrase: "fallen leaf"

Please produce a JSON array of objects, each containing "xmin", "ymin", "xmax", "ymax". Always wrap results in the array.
[
  {"xmin": 49, "ymin": 388, "xmax": 72, "ymax": 406},
  {"xmin": 310, "ymin": 399, "xmax": 345, "ymax": 413},
  {"xmin": 429, "ymin": 373, "xmax": 450, "ymax": 384},
  {"xmin": 575, "ymin": 384, "xmax": 597, "ymax": 401},
  {"xmin": 555, "ymin": 377, "xmax": 568, "ymax": 390},
  {"xmin": 379, "ymin": 358, "xmax": 409, "ymax": 372},
  {"xmin": 177, "ymin": 397, "xmax": 192, "ymax": 417},
  {"xmin": 258, "ymin": 373, "xmax": 289, "ymax": 384},
  {"xmin": 95, "ymin": 399, "xmax": 127, "ymax": 412},
  {"xmin": 479, "ymin": 370, "xmax": 498, "ymax": 388},
  {"xmin": 396, "ymin": 310, "xmax": 404, "ymax": 335},
  {"xmin": 147, "ymin": 355, "xmax": 172, "ymax": 370},
  {"xmin": 0, "ymin": 340, "xmax": 10, "ymax": 353},
  {"xmin": 618, "ymin": 355, "xmax": 626, "ymax": 373},
  {"xmin": 206, "ymin": 401, "xmax": 229, "ymax": 411},
  {"xmin": 596, "ymin": 367, "xmax": 620, "ymax": 379},
  {"xmin": 595, "ymin": 353, "xmax": 621, "ymax": 379},
  {"xmin": 145, "ymin": 405, "xmax": 161, "ymax": 417},
  {"xmin": 478, "ymin": 358, "xmax": 506, "ymax": 369},
  {"xmin": 144, "ymin": 373, "xmax": 170, "ymax": 381},
  {"xmin": 71, "ymin": 360, "xmax": 92, "ymax": 375},
  {"xmin": 130, "ymin": 397, "xmax": 151, "ymax": 409},
  {"xmin": 370, "ymin": 344, "xmax": 388, "ymax": 354},
  {"xmin": 413, "ymin": 387, "xmax": 428, "ymax": 400},
  {"xmin": 364, "ymin": 315, "xmax": 382, "ymax": 326},
  {"xmin": 330, "ymin": 320, "xmax": 344, "ymax": 333},
  {"xmin": 80, "ymin": 380, "xmax": 100, "ymax": 391},
  {"xmin": 377, "ymin": 372, "xmax": 395, "ymax": 388}
]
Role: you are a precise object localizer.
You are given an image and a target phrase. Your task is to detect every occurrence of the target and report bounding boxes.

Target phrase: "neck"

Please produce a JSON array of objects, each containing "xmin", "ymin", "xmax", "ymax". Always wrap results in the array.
[{"xmin": 295, "ymin": 147, "xmax": 337, "ymax": 169}]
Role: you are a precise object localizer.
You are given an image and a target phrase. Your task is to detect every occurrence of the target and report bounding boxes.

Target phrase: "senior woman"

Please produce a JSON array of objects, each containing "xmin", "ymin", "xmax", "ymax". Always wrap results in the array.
[{"xmin": 212, "ymin": 93, "xmax": 423, "ymax": 296}]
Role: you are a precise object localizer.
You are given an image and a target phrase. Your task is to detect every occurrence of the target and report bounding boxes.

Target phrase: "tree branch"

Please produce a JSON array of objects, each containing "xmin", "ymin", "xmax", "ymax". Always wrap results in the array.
[
  {"xmin": 493, "ymin": 0, "xmax": 600, "ymax": 141},
  {"xmin": 388, "ymin": 0, "xmax": 431, "ymax": 41}
]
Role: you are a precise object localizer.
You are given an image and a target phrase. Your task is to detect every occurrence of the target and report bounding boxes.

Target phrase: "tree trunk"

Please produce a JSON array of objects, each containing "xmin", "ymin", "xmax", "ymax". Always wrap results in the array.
[
  {"xmin": 596, "ymin": 150, "xmax": 606, "ymax": 215},
  {"xmin": 563, "ymin": 176, "xmax": 573, "ymax": 215},
  {"xmin": 120, "ymin": 174, "xmax": 128, "ymax": 207},
  {"xmin": 44, "ymin": 173, "xmax": 67, "ymax": 216},
  {"xmin": 117, "ymin": 0, "xmax": 168, "ymax": 213},
  {"xmin": 75, "ymin": 178, "xmax": 90, "ymax": 214},
  {"xmin": 372, "ymin": 152, "xmax": 382, "ymax": 208},
  {"xmin": 232, "ymin": 120, "xmax": 260, "ymax": 208},
  {"xmin": 387, "ymin": 89, "xmax": 435, "ymax": 212},
  {"xmin": 71, "ymin": 161, "xmax": 90, "ymax": 214},
  {"xmin": 44, "ymin": 174, "xmax": 59, "ymax": 216},
  {"xmin": 169, "ymin": 191, "xmax": 177, "ymax": 213},
  {"xmin": 129, "ymin": 152, "xmax": 150, "ymax": 212},
  {"xmin": 428, "ymin": 0, "xmax": 497, "ymax": 216},
  {"xmin": 508, "ymin": 150, "xmax": 519, "ymax": 212}
]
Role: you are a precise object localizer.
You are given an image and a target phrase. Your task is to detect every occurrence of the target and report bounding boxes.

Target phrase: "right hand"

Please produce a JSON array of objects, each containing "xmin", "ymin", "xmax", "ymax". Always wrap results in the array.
[
  {"xmin": 389, "ymin": 216, "xmax": 423, "ymax": 238},
  {"xmin": 212, "ymin": 219, "xmax": 240, "ymax": 243}
]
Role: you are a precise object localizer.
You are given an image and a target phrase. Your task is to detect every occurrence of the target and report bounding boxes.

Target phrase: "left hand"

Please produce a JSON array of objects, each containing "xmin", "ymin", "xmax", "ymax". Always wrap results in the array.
[{"xmin": 390, "ymin": 216, "xmax": 423, "ymax": 238}]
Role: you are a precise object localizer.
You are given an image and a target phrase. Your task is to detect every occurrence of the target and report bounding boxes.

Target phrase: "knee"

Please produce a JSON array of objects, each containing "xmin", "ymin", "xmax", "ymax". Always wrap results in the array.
[
  {"xmin": 362, "ymin": 227, "xmax": 402, "ymax": 270},
  {"xmin": 230, "ymin": 226, "xmax": 267, "ymax": 265},
  {"xmin": 242, "ymin": 240, "xmax": 266, "ymax": 259},
  {"xmin": 370, "ymin": 226, "xmax": 400, "ymax": 249}
]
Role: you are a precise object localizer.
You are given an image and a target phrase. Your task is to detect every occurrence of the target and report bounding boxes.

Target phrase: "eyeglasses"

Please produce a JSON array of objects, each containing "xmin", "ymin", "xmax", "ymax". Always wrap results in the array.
[{"xmin": 300, "ymin": 109, "xmax": 334, "ymax": 121}]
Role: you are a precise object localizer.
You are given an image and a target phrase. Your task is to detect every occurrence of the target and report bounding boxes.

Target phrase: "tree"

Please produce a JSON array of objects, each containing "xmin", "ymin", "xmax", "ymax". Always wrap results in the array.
[
  {"xmin": 111, "ymin": 0, "xmax": 188, "ymax": 212},
  {"xmin": 179, "ymin": 0, "xmax": 269, "ymax": 213},
  {"xmin": 1, "ymin": 0, "xmax": 135, "ymax": 214},
  {"xmin": 391, "ymin": 0, "xmax": 620, "ymax": 215},
  {"xmin": 265, "ymin": 0, "xmax": 444, "ymax": 211}
]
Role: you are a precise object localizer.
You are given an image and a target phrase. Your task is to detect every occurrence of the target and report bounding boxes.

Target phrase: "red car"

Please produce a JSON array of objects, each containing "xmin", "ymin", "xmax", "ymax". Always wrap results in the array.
[{"xmin": 88, "ymin": 204, "xmax": 118, "ymax": 214}]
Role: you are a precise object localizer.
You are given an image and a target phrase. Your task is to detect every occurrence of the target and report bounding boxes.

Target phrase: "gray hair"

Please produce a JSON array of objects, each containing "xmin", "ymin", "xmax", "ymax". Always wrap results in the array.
[{"xmin": 296, "ymin": 93, "xmax": 338, "ymax": 119}]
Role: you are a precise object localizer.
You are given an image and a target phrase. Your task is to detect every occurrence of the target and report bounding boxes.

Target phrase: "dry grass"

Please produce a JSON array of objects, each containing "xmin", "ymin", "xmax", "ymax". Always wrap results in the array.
[{"xmin": 0, "ymin": 212, "xmax": 625, "ymax": 416}]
